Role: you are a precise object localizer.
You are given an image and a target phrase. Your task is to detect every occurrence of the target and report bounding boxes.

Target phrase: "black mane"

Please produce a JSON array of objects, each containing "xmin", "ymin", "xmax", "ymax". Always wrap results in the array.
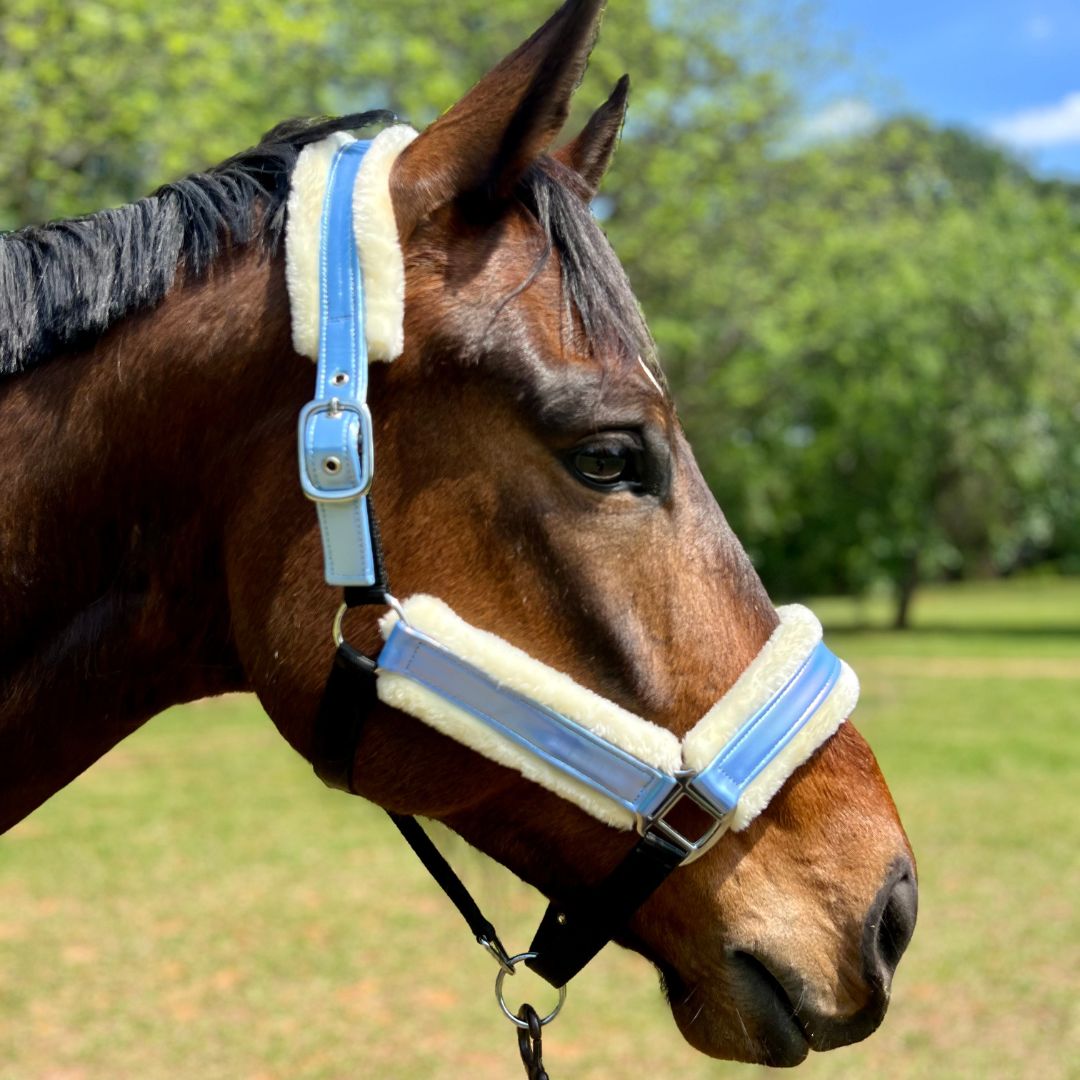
[
  {"xmin": 0, "ymin": 112, "xmax": 657, "ymax": 383},
  {"xmin": 0, "ymin": 112, "xmax": 391, "ymax": 377}
]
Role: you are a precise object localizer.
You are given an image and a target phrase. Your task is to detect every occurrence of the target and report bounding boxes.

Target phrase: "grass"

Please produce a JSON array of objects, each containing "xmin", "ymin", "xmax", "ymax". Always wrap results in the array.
[
  {"xmin": 1, "ymin": 578, "xmax": 1078, "ymax": 1079},
  {"xmin": 811, "ymin": 575, "xmax": 1080, "ymax": 658}
]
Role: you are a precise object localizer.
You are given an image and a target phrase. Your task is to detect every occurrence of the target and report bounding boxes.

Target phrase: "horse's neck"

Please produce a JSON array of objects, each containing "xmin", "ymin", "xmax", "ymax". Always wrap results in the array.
[{"xmin": 0, "ymin": 247, "xmax": 297, "ymax": 831}]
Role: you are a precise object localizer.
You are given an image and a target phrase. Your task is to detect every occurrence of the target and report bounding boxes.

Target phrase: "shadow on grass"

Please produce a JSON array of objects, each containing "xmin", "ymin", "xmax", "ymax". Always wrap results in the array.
[{"xmin": 823, "ymin": 624, "xmax": 1080, "ymax": 637}]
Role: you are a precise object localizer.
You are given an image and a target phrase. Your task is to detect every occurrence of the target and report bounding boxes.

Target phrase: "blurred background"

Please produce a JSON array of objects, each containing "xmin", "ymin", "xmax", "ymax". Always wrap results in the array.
[{"xmin": 0, "ymin": 1, "xmax": 1077, "ymax": 1078}]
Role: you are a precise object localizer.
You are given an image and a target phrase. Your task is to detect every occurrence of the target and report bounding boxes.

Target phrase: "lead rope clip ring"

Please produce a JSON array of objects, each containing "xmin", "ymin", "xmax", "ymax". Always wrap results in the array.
[{"xmin": 494, "ymin": 952, "xmax": 567, "ymax": 1029}]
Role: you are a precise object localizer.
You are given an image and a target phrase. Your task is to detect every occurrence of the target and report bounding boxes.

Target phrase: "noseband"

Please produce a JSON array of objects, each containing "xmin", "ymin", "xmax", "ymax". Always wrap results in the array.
[{"xmin": 290, "ymin": 134, "xmax": 858, "ymax": 1055}]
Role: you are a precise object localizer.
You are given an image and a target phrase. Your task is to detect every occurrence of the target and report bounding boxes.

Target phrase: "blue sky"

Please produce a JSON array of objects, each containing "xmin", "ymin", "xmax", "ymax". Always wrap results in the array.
[{"xmin": 809, "ymin": 0, "xmax": 1080, "ymax": 176}]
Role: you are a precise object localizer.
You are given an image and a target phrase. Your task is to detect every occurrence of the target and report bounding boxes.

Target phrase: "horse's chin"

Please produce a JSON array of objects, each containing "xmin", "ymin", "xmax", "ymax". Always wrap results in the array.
[{"xmin": 659, "ymin": 960, "xmax": 811, "ymax": 1067}]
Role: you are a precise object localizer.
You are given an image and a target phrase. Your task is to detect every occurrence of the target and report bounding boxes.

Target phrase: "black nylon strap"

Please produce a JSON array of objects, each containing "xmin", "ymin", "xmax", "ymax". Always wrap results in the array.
[
  {"xmin": 344, "ymin": 494, "xmax": 391, "ymax": 608},
  {"xmin": 310, "ymin": 616, "xmax": 687, "ymax": 993},
  {"xmin": 525, "ymin": 831, "xmax": 688, "ymax": 988},
  {"xmin": 387, "ymin": 812, "xmax": 508, "ymax": 956},
  {"xmin": 311, "ymin": 642, "xmax": 377, "ymax": 792},
  {"xmin": 310, "ymin": 639, "xmax": 511, "ymax": 959}
]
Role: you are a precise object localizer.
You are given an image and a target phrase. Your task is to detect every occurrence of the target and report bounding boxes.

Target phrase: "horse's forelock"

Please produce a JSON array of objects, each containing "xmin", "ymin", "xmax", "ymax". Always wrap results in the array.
[{"xmin": 517, "ymin": 159, "xmax": 665, "ymax": 391}]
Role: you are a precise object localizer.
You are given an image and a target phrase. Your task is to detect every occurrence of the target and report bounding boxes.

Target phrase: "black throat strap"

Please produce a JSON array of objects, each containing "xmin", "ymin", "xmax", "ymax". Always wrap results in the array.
[
  {"xmin": 311, "ymin": 642, "xmax": 377, "ymax": 792},
  {"xmin": 524, "ymin": 830, "xmax": 685, "ymax": 986}
]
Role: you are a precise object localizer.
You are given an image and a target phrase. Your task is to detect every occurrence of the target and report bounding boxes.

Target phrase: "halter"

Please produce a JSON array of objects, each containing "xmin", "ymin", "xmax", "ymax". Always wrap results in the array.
[{"xmin": 291, "ymin": 134, "xmax": 858, "ymax": 1060}]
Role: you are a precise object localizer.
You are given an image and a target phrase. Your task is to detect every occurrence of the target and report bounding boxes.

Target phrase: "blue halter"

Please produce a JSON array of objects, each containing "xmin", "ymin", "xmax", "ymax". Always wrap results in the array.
[
  {"xmin": 297, "ymin": 140, "xmax": 379, "ymax": 588},
  {"xmin": 379, "ymin": 616, "xmax": 842, "ymax": 840},
  {"xmin": 298, "ymin": 141, "xmax": 851, "ymax": 992}
]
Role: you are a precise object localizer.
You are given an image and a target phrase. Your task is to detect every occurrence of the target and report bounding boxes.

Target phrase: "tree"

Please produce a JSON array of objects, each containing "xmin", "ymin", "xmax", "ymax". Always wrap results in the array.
[
  {"xmin": 665, "ymin": 119, "xmax": 1080, "ymax": 626},
  {"xmin": 3, "ymin": 2, "xmax": 1077, "ymax": 620},
  {"xmin": 0, "ymin": 0, "xmax": 807, "ymax": 228}
]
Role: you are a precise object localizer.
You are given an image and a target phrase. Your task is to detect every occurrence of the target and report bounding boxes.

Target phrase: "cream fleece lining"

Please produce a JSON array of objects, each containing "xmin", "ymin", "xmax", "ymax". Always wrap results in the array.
[
  {"xmin": 683, "ymin": 604, "xmax": 858, "ymax": 830},
  {"xmin": 376, "ymin": 597, "xmax": 857, "ymax": 833},
  {"xmin": 352, "ymin": 124, "xmax": 417, "ymax": 361},
  {"xmin": 284, "ymin": 124, "xmax": 417, "ymax": 362},
  {"xmin": 285, "ymin": 131, "xmax": 353, "ymax": 360},
  {"xmin": 377, "ymin": 596, "xmax": 682, "ymax": 830}
]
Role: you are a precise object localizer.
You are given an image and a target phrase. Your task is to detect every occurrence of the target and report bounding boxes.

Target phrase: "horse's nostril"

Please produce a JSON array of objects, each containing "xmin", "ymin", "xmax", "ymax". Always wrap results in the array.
[
  {"xmin": 879, "ymin": 873, "xmax": 918, "ymax": 970},
  {"xmin": 863, "ymin": 859, "xmax": 918, "ymax": 989}
]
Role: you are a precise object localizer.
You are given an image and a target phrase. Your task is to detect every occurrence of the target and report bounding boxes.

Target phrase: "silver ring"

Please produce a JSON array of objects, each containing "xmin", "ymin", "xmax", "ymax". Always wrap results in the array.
[
  {"xmin": 331, "ymin": 601, "xmax": 349, "ymax": 648},
  {"xmin": 333, "ymin": 594, "xmax": 409, "ymax": 649},
  {"xmin": 494, "ymin": 952, "xmax": 567, "ymax": 1029}
]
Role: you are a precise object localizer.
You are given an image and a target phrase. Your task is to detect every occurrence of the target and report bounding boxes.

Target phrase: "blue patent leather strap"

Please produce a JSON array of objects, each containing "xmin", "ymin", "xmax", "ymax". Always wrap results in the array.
[
  {"xmin": 298, "ymin": 139, "xmax": 379, "ymax": 587},
  {"xmin": 317, "ymin": 140, "xmax": 372, "ymax": 403},
  {"xmin": 378, "ymin": 622, "xmax": 679, "ymax": 822},
  {"xmin": 688, "ymin": 641, "xmax": 842, "ymax": 816}
]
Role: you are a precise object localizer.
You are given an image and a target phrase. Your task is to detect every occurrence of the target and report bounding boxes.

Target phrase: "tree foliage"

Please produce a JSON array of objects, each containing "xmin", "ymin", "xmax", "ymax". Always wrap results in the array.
[
  {"xmin": 2, "ymin": 0, "xmax": 1077, "ymax": 622},
  {"xmin": 0, "ymin": 0, "xmax": 799, "ymax": 226},
  {"xmin": 645, "ymin": 119, "xmax": 1080, "ymax": 624}
]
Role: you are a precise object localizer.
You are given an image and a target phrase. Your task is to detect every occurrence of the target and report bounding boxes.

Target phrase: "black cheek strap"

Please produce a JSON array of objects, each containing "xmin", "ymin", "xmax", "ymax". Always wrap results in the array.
[
  {"xmin": 311, "ymin": 642, "xmax": 377, "ymax": 792},
  {"xmin": 312, "ymin": 641, "xmax": 514, "ymax": 965}
]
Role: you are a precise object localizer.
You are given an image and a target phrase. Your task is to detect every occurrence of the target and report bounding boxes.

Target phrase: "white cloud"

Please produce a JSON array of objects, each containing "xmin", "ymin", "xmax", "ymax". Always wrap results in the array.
[
  {"xmin": 799, "ymin": 99, "xmax": 879, "ymax": 143},
  {"xmin": 990, "ymin": 92, "xmax": 1080, "ymax": 148}
]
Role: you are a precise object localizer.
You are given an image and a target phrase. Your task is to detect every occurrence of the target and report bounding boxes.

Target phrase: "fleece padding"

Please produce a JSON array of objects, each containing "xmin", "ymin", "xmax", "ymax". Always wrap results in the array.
[
  {"xmin": 376, "ymin": 597, "xmax": 858, "ymax": 835},
  {"xmin": 352, "ymin": 124, "xmax": 417, "ymax": 361},
  {"xmin": 724, "ymin": 658, "xmax": 857, "ymax": 831},
  {"xmin": 684, "ymin": 605, "xmax": 824, "ymax": 766},
  {"xmin": 682, "ymin": 605, "xmax": 857, "ymax": 828},
  {"xmin": 377, "ymin": 596, "xmax": 682, "ymax": 830},
  {"xmin": 285, "ymin": 130, "xmax": 354, "ymax": 360},
  {"xmin": 285, "ymin": 124, "xmax": 416, "ymax": 362}
]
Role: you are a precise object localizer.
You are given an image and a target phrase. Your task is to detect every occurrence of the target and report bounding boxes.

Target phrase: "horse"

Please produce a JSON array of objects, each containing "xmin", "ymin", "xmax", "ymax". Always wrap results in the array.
[{"xmin": 0, "ymin": 0, "xmax": 916, "ymax": 1067}]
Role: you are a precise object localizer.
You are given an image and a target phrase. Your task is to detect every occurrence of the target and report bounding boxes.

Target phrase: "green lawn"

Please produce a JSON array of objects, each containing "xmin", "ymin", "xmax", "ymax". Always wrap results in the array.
[{"xmin": 1, "ymin": 579, "xmax": 1077, "ymax": 1079}]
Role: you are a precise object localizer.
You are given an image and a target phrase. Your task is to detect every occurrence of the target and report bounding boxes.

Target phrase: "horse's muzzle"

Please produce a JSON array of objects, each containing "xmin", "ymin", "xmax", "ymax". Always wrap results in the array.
[{"xmin": 731, "ymin": 856, "xmax": 918, "ymax": 1062}]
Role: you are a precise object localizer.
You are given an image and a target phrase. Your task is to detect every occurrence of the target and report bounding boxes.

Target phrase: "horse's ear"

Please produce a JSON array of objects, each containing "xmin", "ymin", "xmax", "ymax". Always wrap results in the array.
[
  {"xmin": 554, "ymin": 75, "xmax": 629, "ymax": 196},
  {"xmin": 391, "ymin": 0, "xmax": 605, "ymax": 239}
]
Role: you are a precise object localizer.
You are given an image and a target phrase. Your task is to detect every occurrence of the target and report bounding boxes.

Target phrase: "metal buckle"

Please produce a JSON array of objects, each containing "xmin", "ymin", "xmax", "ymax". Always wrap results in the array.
[
  {"xmin": 639, "ymin": 776, "xmax": 732, "ymax": 864},
  {"xmin": 297, "ymin": 398, "xmax": 374, "ymax": 502}
]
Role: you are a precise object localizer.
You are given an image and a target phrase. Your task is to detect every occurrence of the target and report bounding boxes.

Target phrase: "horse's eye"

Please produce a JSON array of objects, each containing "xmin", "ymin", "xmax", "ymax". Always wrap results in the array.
[
  {"xmin": 569, "ymin": 445, "xmax": 640, "ymax": 489},
  {"xmin": 575, "ymin": 450, "xmax": 625, "ymax": 483}
]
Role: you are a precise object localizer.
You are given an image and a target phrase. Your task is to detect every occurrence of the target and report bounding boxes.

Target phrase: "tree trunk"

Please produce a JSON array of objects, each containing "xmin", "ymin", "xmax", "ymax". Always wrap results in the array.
[{"xmin": 893, "ymin": 553, "xmax": 920, "ymax": 630}]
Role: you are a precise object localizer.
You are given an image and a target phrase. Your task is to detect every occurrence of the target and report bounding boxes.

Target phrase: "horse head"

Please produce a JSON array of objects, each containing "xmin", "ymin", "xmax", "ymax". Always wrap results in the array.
[
  {"xmin": 236, "ymin": 0, "xmax": 916, "ymax": 1065},
  {"xmin": 0, "ymin": 0, "xmax": 916, "ymax": 1066}
]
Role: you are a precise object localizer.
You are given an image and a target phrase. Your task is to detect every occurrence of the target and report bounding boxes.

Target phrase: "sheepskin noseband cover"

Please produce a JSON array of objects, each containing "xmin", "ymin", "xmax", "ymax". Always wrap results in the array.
[{"xmin": 376, "ymin": 597, "xmax": 858, "ymax": 833}]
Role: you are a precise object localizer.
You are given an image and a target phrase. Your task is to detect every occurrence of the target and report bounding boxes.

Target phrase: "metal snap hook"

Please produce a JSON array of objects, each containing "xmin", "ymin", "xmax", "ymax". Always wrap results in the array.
[
  {"xmin": 478, "ymin": 933, "xmax": 516, "ymax": 976},
  {"xmin": 494, "ymin": 952, "xmax": 567, "ymax": 1029}
]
